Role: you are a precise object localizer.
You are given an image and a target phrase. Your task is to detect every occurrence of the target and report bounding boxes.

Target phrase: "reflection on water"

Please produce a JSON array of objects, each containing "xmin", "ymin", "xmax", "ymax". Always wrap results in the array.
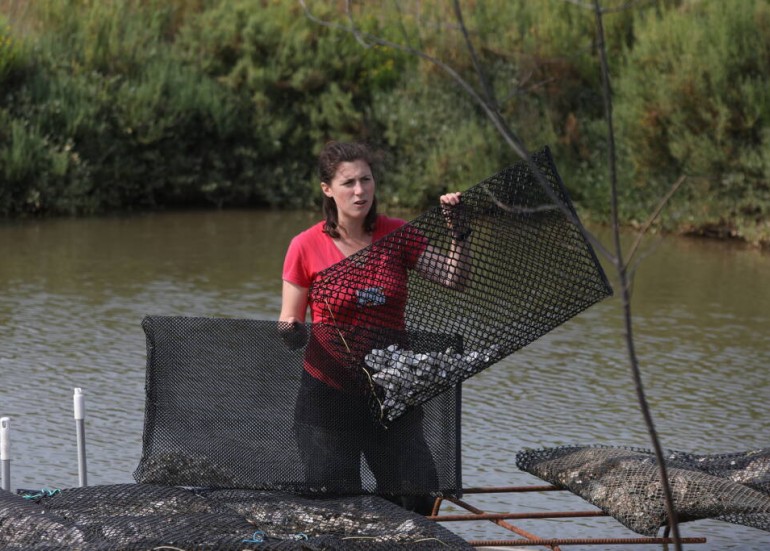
[{"xmin": 1, "ymin": 211, "xmax": 769, "ymax": 549}]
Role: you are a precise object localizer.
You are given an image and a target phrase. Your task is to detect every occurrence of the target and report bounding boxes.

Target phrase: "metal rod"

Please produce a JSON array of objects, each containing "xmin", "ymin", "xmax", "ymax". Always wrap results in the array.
[
  {"xmin": 430, "ymin": 510, "xmax": 608, "ymax": 522},
  {"xmin": 436, "ymin": 487, "xmax": 707, "ymax": 548},
  {"xmin": 0, "ymin": 417, "xmax": 10, "ymax": 492},
  {"xmin": 467, "ymin": 537, "xmax": 707, "ymax": 547},
  {"xmin": 446, "ymin": 497, "xmax": 550, "ymax": 546},
  {"xmin": 462, "ymin": 485, "xmax": 563, "ymax": 494},
  {"xmin": 73, "ymin": 388, "xmax": 87, "ymax": 487}
]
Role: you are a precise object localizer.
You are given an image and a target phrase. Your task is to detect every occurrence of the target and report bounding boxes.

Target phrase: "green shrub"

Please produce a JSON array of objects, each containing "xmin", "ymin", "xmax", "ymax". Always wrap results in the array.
[
  {"xmin": 172, "ymin": 0, "xmax": 416, "ymax": 207},
  {"xmin": 0, "ymin": 16, "xmax": 23, "ymax": 83},
  {"xmin": 0, "ymin": 0, "xmax": 272, "ymax": 215},
  {"xmin": 370, "ymin": 75, "xmax": 512, "ymax": 208},
  {"xmin": 0, "ymin": 108, "xmax": 92, "ymax": 215},
  {"xmin": 614, "ymin": 0, "xmax": 770, "ymax": 234}
]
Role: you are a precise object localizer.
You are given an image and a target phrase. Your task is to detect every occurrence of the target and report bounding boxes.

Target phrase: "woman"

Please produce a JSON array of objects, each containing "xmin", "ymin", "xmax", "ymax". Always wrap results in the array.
[{"xmin": 279, "ymin": 141, "xmax": 470, "ymax": 512}]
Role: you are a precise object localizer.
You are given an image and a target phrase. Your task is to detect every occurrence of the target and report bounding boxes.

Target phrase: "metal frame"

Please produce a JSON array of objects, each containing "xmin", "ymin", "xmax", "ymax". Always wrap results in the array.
[{"xmin": 429, "ymin": 485, "xmax": 707, "ymax": 549}]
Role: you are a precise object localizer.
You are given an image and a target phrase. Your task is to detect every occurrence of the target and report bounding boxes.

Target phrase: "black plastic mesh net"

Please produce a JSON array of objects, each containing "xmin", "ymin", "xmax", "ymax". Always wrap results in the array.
[
  {"xmin": 516, "ymin": 445, "xmax": 770, "ymax": 536},
  {"xmin": 133, "ymin": 315, "xmax": 462, "ymax": 498},
  {"xmin": 306, "ymin": 146, "xmax": 612, "ymax": 425},
  {"xmin": 0, "ymin": 484, "xmax": 471, "ymax": 550}
]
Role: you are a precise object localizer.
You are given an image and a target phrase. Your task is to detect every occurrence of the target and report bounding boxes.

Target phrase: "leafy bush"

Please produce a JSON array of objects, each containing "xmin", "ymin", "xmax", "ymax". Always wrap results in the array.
[
  {"xmin": 0, "ymin": 15, "xmax": 23, "ymax": 83},
  {"xmin": 177, "ymin": 0, "xmax": 414, "ymax": 207},
  {"xmin": 0, "ymin": 0, "xmax": 270, "ymax": 215},
  {"xmin": 370, "ymin": 75, "xmax": 510, "ymax": 208},
  {"xmin": 0, "ymin": 107, "xmax": 92, "ymax": 215},
  {"xmin": 614, "ymin": 0, "xmax": 770, "ymax": 234}
]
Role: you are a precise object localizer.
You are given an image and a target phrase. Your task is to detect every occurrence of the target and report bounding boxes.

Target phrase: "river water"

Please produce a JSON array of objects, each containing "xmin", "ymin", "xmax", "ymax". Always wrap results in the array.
[{"xmin": 1, "ymin": 209, "xmax": 768, "ymax": 550}]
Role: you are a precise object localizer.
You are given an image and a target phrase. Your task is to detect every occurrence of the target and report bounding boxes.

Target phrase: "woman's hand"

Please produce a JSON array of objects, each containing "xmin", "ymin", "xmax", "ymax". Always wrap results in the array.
[
  {"xmin": 279, "ymin": 281, "xmax": 309, "ymax": 349},
  {"xmin": 440, "ymin": 192, "xmax": 462, "ymax": 207},
  {"xmin": 277, "ymin": 318, "xmax": 308, "ymax": 350},
  {"xmin": 414, "ymin": 191, "xmax": 472, "ymax": 291},
  {"xmin": 440, "ymin": 192, "xmax": 471, "ymax": 241}
]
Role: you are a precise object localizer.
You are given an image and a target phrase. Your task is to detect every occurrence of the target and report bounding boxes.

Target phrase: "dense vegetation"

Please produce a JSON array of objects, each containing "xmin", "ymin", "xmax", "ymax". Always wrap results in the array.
[{"xmin": 1, "ymin": 0, "xmax": 769, "ymax": 245}]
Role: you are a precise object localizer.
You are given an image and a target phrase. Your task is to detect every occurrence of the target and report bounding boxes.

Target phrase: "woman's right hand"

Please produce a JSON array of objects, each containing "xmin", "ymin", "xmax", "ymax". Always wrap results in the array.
[
  {"xmin": 278, "ymin": 318, "xmax": 308, "ymax": 350},
  {"xmin": 279, "ymin": 280, "xmax": 310, "ymax": 349}
]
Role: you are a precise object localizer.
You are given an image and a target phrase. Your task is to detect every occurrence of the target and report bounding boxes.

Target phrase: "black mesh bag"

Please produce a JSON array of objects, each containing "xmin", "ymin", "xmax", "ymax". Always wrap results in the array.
[
  {"xmin": 133, "ymin": 316, "xmax": 462, "ymax": 498},
  {"xmin": 308, "ymin": 146, "xmax": 612, "ymax": 425},
  {"xmin": 1, "ymin": 484, "xmax": 472, "ymax": 550},
  {"xmin": 516, "ymin": 445, "xmax": 770, "ymax": 536}
]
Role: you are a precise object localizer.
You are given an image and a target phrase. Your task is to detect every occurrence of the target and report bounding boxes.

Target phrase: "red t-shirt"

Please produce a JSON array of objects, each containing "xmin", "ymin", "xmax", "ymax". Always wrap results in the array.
[{"xmin": 282, "ymin": 215, "xmax": 427, "ymax": 389}]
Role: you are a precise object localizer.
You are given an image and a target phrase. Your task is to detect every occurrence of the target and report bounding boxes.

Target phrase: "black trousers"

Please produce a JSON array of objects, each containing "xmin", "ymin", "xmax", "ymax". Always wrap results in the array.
[{"xmin": 294, "ymin": 370, "xmax": 438, "ymax": 515}]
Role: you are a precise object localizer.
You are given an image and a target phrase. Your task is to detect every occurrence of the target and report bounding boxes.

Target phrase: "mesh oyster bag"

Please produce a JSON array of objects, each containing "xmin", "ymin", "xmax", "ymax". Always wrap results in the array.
[
  {"xmin": 134, "ymin": 315, "xmax": 462, "ymax": 497},
  {"xmin": 515, "ymin": 445, "xmax": 770, "ymax": 536},
  {"xmin": 308, "ymin": 146, "xmax": 613, "ymax": 425},
  {"xmin": 0, "ymin": 484, "xmax": 472, "ymax": 550}
]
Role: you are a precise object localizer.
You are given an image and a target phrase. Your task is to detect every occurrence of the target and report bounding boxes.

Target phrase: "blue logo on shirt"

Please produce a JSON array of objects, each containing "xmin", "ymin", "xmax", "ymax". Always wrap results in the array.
[{"xmin": 357, "ymin": 287, "xmax": 386, "ymax": 306}]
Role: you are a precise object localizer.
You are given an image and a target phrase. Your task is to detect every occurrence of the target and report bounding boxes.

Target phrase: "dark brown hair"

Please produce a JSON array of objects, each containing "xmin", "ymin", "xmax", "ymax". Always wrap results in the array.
[{"xmin": 318, "ymin": 141, "xmax": 378, "ymax": 238}]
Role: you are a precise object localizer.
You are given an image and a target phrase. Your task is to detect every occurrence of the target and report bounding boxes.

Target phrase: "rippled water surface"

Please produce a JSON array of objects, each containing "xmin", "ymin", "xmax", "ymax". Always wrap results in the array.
[{"xmin": 1, "ymin": 210, "xmax": 769, "ymax": 549}]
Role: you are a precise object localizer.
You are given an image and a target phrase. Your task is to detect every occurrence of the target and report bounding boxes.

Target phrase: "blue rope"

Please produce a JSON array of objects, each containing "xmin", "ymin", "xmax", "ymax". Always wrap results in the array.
[
  {"xmin": 22, "ymin": 488, "xmax": 61, "ymax": 500},
  {"xmin": 242, "ymin": 531, "xmax": 308, "ymax": 544},
  {"xmin": 242, "ymin": 530, "xmax": 265, "ymax": 544}
]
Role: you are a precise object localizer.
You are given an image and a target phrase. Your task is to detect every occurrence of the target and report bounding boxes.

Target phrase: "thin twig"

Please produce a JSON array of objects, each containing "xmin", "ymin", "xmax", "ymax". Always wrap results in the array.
[
  {"xmin": 591, "ymin": 0, "xmax": 682, "ymax": 547},
  {"xmin": 626, "ymin": 234, "xmax": 663, "ymax": 290},
  {"xmin": 343, "ymin": 0, "xmax": 370, "ymax": 48},
  {"xmin": 452, "ymin": 0, "xmax": 499, "ymax": 113},
  {"xmin": 323, "ymin": 297, "xmax": 351, "ymax": 353},
  {"xmin": 480, "ymin": 184, "xmax": 560, "ymax": 215},
  {"xmin": 624, "ymin": 175, "xmax": 687, "ymax": 270}
]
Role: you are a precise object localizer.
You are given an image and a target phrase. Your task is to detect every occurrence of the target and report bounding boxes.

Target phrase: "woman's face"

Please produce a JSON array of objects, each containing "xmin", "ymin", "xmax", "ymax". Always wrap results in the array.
[{"xmin": 321, "ymin": 159, "xmax": 375, "ymax": 222}]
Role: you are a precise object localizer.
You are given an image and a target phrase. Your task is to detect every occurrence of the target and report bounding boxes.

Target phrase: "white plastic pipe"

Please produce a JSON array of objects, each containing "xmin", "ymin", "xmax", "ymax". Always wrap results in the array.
[
  {"xmin": 73, "ymin": 388, "xmax": 87, "ymax": 487},
  {"xmin": 1, "ymin": 417, "xmax": 10, "ymax": 492}
]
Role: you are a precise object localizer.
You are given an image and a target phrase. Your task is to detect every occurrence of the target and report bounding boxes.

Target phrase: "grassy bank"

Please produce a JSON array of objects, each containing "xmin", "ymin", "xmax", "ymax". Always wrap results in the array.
[{"xmin": 1, "ymin": 0, "xmax": 768, "ymax": 246}]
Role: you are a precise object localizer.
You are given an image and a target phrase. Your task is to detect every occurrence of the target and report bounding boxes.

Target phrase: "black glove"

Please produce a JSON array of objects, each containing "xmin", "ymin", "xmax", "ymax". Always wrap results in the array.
[{"xmin": 278, "ymin": 320, "xmax": 308, "ymax": 350}]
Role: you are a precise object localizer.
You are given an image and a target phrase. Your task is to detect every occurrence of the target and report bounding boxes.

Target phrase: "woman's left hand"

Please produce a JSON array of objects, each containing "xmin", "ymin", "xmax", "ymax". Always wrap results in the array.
[
  {"xmin": 439, "ymin": 192, "xmax": 462, "ymax": 207},
  {"xmin": 440, "ymin": 192, "xmax": 470, "ymax": 240}
]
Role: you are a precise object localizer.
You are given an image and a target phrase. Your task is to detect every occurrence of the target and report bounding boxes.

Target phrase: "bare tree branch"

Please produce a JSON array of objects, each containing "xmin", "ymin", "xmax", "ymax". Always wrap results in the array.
[
  {"xmin": 451, "ymin": 0, "xmax": 499, "ymax": 112},
  {"xmin": 626, "ymin": 234, "xmax": 664, "ymax": 288},
  {"xmin": 591, "ymin": 0, "xmax": 681, "ymax": 547},
  {"xmin": 479, "ymin": 184, "xmax": 560, "ymax": 215},
  {"xmin": 625, "ymin": 174, "xmax": 687, "ymax": 269},
  {"xmin": 343, "ymin": 0, "xmax": 371, "ymax": 48}
]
